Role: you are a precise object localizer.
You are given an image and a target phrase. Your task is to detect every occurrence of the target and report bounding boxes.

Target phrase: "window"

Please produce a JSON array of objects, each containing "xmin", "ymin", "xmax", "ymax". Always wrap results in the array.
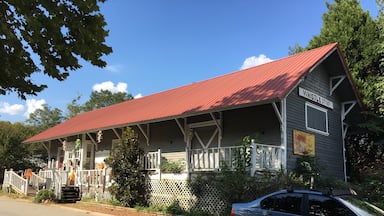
[
  {"xmin": 308, "ymin": 194, "xmax": 355, "ymax": 216},
  {"xmin": 261, "ymin": 193, "xmax": 303, "ymax": 215},
  {"xmin": 305, "ymin": 102, "xmax": 329, "ymax": 135}
]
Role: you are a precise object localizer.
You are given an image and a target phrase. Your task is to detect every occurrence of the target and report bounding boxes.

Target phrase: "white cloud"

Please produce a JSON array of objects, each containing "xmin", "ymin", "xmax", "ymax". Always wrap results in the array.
[
  {"xmin": 240, "ymin": 54, "xmax": 273, "ymax": 69},
  {"xmin": 105, "ymin": 64, "xmax": 122, "ymax": 73},
  {"xmin": 0, "ymin": 102, "xmax": 24, "ymax": 115},
  {"xmin": 134, "ymin": 93, "xmax": 143, "ymax": 99},
  {"xmin": 24, "ymin": 99, "xmax": 46, "ymax": 117},
  {"xmin": 92, "ymin": 81, "xmax": 128, "ymax": 93}
]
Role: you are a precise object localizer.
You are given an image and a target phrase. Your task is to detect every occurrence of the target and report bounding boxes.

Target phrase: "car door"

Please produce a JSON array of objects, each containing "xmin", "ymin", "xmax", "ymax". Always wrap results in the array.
[
  {"xmin": 260, "ymin": 193, "xmax": 305, "ymax": 216},
  {"xmin": 307, "ymin": 194, "xmax": 356, "ymax": 216}
]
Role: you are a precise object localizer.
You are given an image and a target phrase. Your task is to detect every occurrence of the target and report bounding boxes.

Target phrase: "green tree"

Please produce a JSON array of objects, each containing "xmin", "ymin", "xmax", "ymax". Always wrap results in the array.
[
  {"xmin": 307, "ymin": 0, "xmax": 382, "ymax": 111},
  {"xmin": 378, "ymin": 0, "xmax": 384, "ymax": 65},
  {"xmin": 105, "ymin": 127, "xmax": 147, "ymax": 207},
  {"xmin": 292, "ymin": 0, "xmax": 384, "ymax": 166},
  {"xmin": 0, "ymin": 121, "xmax": 38, "ymax": 182},
  {"xmin": 24, "ymin": 104, "xmax": 63, "ymax": 162},
  {"xmin": 83, "ymin": 90, "xmax": 133, "ymax": 112},
  {"xmin": 0, "ymin": 0, "xmax": 112, "ymax": 99},
  {"xmin": 288, "ymin": 43, "xmax": 306, "ymax": 55},
  {"xmin": 66, "ymin": 90, "xmax": 133, "ymax": 118},
  {"xmin": 289, "ymin": 0, "xmax": 384, "ymax": 205},
  {"xmin": 66, "ymin": 95, "xmax": 83, "ymax": 119},
  {"xmin": 26, "ymin": 104, "xmax": 64, "ymax": 132}
]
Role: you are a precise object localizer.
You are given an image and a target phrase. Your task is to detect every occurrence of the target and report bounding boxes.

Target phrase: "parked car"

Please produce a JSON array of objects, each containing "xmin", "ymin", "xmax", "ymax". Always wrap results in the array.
[{"xmin": 231, "ymin": 189, "xmax": 384, "ymax": 216}]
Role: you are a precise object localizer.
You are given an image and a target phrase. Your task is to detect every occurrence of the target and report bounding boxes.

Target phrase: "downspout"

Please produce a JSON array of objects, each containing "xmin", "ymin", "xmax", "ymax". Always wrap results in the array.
[
  {"xmin": 342, "ymin": 123, "xmax": 348, "ymax": 182},
  {"xmin": 341, "ymin": 101, "xmax": 356, "ymax": 182}
]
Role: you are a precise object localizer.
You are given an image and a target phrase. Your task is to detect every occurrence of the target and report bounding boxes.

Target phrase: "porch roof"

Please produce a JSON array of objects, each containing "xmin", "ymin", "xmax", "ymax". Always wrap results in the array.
[{"xmin": 24, "ymin": 43, "xmax": 360, "ymax": 143}]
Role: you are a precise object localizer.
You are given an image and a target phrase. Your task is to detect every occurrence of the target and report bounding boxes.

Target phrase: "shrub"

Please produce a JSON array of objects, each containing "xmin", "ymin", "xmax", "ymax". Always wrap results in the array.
[
  {"xmin": 166, "ymin": 200, "xmax": 184, "ymax": 215},
  {"xmin": 189, "ymin": 135, "xmax": 306, "ymax": 213},
  {"xmin": 161, "ymin": 158, "xmax": 183, "ymax": 173},
  {"xmin": 34, "ymin": 189, "xmax": 55, "ymax": 203},
  {"xmin": 294, "ymin": 154, "xmax": 321, "ymax": 187},
  {"xmin": 105, "ymin": 127, "xmax": 148, "ymax": 207},
  {"xmin": 351, "ymin": 161, "xmax": 384, "ymax": 209}
]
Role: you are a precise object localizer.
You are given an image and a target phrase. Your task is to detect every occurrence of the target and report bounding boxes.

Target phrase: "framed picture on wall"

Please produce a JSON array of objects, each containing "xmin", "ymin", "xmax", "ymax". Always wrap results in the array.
[{"xmin": 293, "ymin": 130, "xmax": 315, "ymax": 156}]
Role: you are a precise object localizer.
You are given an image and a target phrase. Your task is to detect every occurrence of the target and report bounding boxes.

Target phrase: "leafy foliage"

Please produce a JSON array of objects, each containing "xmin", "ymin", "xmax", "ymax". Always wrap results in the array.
[
  {"xmin": 26, "ymin": 104, "xmax": 64, "ymax": 132},
  {"xmin": 34, "ymin": 189, "xmax": 56, "ymax": 203},
  {"xmin": 293, "ymin": 155, "xmax": 321, "ymax": 187},
  {"xmin": 189, "ymin": 168, "xmax": 304, "ymax": 214},
  {"xmin": 0, "ymin": 0, "xmax": 112, "ymax": 99},
  {"xmin": 291, "ymin": 0, "xmax": 384, "ymax": 207},
  {"xmin": 0, "ymin": 121, "xmax": 41, "ymax": 182},
  {"xmin": 229, "ymin": 135, "xmax": 253, "ymax": 172},
  {"xmin": 165, "ymin": 200, "xmax": 184, "ymax": 215},
  {"xmin": 307, "ymin": 0, "xmax": 382, "ymax": 112},
  {"xmin": 189, "ymin": 135, "xmax": 304, "ymax": 213},
  {"xmin": 161, "ymin": 157, "xmax": 183, "ymax": 173},
  {"xmin": 66, "ymin": 90, "xmax": 133, "ymax": 118},
  {"xmin": 309, "ymin": 1, "xmax": 381, "ymax": 73},
  {"xmin": 352, "ymin": 161, "xmax": 384, "ymax": 209},
  {"xmin": 105, "ymin": 127, "xmax": 148, "ymax": 207},
  {"xmin": 83, "ymin": 90, "xmax": 134, "ymax": 111},
  {"xmin": 287, "ymin": 0, "xmax": 384, "ymax": 187}
]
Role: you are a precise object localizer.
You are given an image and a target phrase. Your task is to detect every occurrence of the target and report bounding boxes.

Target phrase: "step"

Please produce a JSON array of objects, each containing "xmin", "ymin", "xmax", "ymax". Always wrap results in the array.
[{"xmin": 60, "ymin": 186, "xmax": 81, "ymax": 203}]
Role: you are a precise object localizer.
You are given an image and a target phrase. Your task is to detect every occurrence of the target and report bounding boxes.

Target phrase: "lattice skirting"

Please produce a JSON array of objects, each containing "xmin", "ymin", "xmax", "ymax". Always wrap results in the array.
[
  {"xmin": 80, "ymin": 177, "xmax": 227, "ymax": 214},
  {"xmin": 81, "ymin": 186, "xmax": 113, "ymax": 201},
  {"xmin": 148, "ymin": 178, "xmax": 226, "ymax": 214}
]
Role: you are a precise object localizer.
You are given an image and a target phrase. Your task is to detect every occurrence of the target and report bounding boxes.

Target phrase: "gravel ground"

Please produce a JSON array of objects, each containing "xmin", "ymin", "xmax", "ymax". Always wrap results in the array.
[
  {"xmin": 0, "ymin": 193, "xmax": 163, "ymax": 216},
  {"xmin": 62, "ymin": 202, "xmax": 164, "ymax": 216}
]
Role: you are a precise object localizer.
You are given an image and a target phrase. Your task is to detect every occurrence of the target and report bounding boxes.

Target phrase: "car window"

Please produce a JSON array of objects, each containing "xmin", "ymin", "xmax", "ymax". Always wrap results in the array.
[
  {"xmin": 308, "ymin": 194, "xmax": 355, "ymax": 216},
  {"xmin": 261, "ymin": 193, "xmax": 303, "ymax": 215},
  {"xmin": 339, "ymin": 196, "xmax": 384, "ymax": 216}
]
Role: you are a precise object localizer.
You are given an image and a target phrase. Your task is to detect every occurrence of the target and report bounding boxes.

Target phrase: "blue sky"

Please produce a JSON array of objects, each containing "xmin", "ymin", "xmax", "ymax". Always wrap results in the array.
[{"xmin": 0, "ymin": 0, "xmax": 380, "ymax": 123}]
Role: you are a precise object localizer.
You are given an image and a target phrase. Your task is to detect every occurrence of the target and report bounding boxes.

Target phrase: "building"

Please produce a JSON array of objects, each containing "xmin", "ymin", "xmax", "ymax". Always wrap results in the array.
[{"xmin": 20, "ymin": 43, "xmax": 363, "ymax": 210}]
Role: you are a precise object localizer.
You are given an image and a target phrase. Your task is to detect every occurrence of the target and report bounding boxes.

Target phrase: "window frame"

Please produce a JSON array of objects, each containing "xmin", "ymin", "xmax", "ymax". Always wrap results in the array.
[
  {"xmin": 305, "ymin": 102, "xmax": 329, "ymax": 136},
  {"xmin": 261, "ymin": 193, "xmax": 304, "ymax": 215},
  {"xmin": 307, "ymin": 194, "xmax": 356, "ymax": 216}
]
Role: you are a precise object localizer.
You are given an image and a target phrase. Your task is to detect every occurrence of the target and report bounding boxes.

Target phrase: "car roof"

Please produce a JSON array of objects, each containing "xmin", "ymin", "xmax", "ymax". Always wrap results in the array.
[
  {"xmin": 232, "ymin": 189, "xmax": 334, "ymax": 208},
  {"xmin": 232, "ymin": 188, "xmax": 355, "ymax": 206},
  {"xmin": 274, "ymin": 189, "xmax": 326, "ymax": 196}
]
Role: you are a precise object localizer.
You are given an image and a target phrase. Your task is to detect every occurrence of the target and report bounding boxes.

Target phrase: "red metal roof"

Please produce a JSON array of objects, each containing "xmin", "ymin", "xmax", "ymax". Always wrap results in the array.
[{"xmin": 24, "ymin": 43, "xmax": 348, "ymax": 143}]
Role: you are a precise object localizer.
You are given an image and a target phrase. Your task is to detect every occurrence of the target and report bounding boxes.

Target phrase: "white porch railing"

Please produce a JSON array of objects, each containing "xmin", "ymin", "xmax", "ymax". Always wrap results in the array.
[
  {"xmin": 39, "ymin": 170, "xmax": 54, "ymax": 180},
  {"xmin": 251, "ymin": 143, "xmax": 282, "ymax": 173},
  {"xmin": 2, "ymin": 170, "xmax": 28, "ymax": 195},
  {"xmin": 76, "ymin": 169, "xmax": 105, "ymax": 187},
  {"xmin": 29, "ymin": 172, "xmax": 46, "ymax": 190},
  {"xmin": 189, "ymin": 145, "xmax": 249, "ymax": 171},
  {"xmin": 188, "ymin": 143, "xmax": 282, "ymax": 174},
  {"xmin": 143, "ymin": 149, "xmax": 161, "ymax": 171},
  {"xmin": 52, "ymin": 170, "xmax": 69, "ymax": 199},
  {"xmin": 2, "ymin": 143, "xmax": 281, "ymax": 197}
]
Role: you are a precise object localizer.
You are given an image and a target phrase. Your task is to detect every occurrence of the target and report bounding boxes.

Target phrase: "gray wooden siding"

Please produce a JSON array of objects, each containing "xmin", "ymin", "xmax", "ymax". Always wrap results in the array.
[
  {"xmin": 130, "ymin": 105, "xmax": 281, "ymax": 162},
  {"xmin": 286, "ymin": 64, "xmax": 344, "ymax": 179},
  {"xmin": 139, "ymin": 120, "xmax": 186, "ymax": 162},
  {"xmin": 222, "ymin": 105, "xmax": 281, "ymax": 147}
]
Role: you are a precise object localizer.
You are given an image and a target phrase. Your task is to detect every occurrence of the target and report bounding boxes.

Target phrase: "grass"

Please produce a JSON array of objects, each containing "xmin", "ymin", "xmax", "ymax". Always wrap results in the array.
[{"xmin": 0, "ymin": 188, "xmax": 33, "ymax": 201}]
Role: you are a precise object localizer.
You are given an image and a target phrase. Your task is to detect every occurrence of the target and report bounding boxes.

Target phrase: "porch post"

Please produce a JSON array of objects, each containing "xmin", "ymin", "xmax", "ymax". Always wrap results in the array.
[
  {"xmin": 157, "ymin": 148, "xmax": 162, "ymax": 178},
  {"xmin": 42, "ymin": 141, "xmax": 51, "ymax": 164},
  {"xmin": 186, "ymin": 128, "xmax": 193, "ymax": 175},
  {"xmin": 280, "ymin": 99, "xmax": 287, "ymax": 171},
  {"xmin": 273, "ymin": 99, "xmax": 287, "ymax": 171},
  {"xmin": 250, "ymin": 141, "xmax": 256, "ymax": 176},
  {"xmin": 185, "ymin": 147, "xmax": 190, "ymax": 174}
]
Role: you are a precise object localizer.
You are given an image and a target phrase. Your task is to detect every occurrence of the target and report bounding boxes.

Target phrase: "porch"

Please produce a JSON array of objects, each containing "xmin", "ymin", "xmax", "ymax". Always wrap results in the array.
[
  {"xmin": 144, "ymin": 142, "xmax": 282, "ymax": 176},
  {"xmin": 2, "ymin": 142, "xmax": 282, "ymax": 200}
]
